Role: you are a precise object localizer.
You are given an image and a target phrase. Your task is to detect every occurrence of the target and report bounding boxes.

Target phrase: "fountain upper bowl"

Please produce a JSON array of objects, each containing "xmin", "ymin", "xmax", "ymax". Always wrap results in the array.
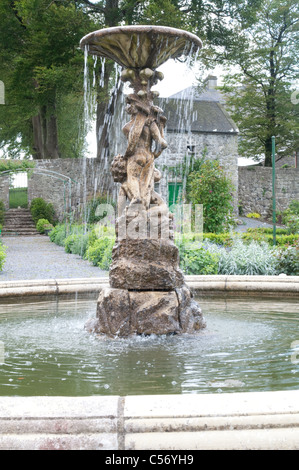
[{"xmin": 80, "ymin": 25, "xmax": 202, "ymax": 70}]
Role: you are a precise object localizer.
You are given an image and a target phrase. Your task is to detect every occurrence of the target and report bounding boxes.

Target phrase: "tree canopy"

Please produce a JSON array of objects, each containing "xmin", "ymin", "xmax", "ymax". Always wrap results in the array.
[
  {"xmin": 0, "ymin": 0, "xmax": 268, "ymax": 160},
  {"xmin": 207, "ymin": 0, "xmax": 299, "ymax": 166},
  {"xmin": 0, "ymin": 0, "xmax": 98, "ymax": 159}
]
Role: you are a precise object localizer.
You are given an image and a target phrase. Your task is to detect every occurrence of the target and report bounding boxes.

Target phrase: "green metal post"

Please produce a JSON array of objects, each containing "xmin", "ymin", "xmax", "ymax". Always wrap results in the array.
[{"xmin": 272, "ymin": 136, "xmax": 276, "ymax": 246}]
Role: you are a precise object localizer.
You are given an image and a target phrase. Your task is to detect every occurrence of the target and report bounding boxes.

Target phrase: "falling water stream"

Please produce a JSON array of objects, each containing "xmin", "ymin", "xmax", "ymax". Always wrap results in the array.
[{"xmin": 0, "ymin": 296, "xmax": 298, "ymax": 397}]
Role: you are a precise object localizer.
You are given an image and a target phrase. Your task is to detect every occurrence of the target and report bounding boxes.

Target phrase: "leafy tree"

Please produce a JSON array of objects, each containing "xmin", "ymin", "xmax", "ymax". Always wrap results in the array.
[
  {"xmin": 0, "ymin": 0, "xmax": 97, "ymax": 159},
  {"xmin": 186, "ymin": 159, "xmax": 235, "ymax": 233},
  {"xmin": 77, "ymin": 0, "xmax": 264, "ymax": 161},
  {"xmin": 0, "ymin": 0, "xmax": 264, "ymax": 161},
  {"xmin": 206, "ymin": 0, "xmax": 299, "ymax": 166}
]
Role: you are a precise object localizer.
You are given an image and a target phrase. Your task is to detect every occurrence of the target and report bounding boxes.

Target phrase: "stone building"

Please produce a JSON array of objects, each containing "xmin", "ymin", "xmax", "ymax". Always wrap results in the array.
[{"xmin": 155, "ymin": 75, "xmax": 239, "ymax": 209}]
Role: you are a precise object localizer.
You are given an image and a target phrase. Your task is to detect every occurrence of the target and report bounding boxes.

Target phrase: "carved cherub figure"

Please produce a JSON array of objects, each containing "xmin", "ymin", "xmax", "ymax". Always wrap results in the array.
[
  {"xmin": 111, "ymin": 154, "xmax": 167, "ymax": 217},
  {"xmin": 118, "ymin": 94, "xmax": 167, "ymax": 210}
]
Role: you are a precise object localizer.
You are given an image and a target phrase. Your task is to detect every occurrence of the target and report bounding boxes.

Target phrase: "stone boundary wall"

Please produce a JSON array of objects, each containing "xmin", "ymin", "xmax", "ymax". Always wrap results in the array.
[
  {"xmin": 28, "ymin": 159, "xmax": 115, "ymax": 222},
  {"xmin": 238, "ymin": 167, "xmax": 299, "ymax": 217},
  {"xmin": 0, "ymin": 175, "xmax": 9, "ymax": 210}
]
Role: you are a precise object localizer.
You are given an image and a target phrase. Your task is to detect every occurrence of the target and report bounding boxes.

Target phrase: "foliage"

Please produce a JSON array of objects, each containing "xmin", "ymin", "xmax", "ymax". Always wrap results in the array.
[
  {"xmin": 176, "ymin": 229, "xmax": 299, "ymax": 248},
  {"xmin": 85, "ymin": 236, "xmax": 115, "ymax": 269},
  {"xmin": 246, "ymin": 213, "xmax": 261, "ymax": 219},
  {"xmin": 275, "ymin": 243, "xmax": 299, "ymax": 275},
  {"xmin": 36, "ymin": 218, "xmax": 52, "ymax": 234},
  {"xmin": 246, "ymin": 227, "xmax": 289, "ymax": 235},
  {"xmin": 217, "ymin": 239, "xmax": 278, "ymax": 275},
  {"xmin": 0, "ymin": 243, "xmax": 6, "ymax": 272},
  {"xmin": 279, "ymin": 200, "xmax": 299, "ymax": 234},
  {"xmin": 63, "ymin": 228, "xmax": 97, "ymax": 258},
  {"xmin": 186, "ymin": 159, "xmax": 235, "ymax": 233},
  {"xmin": 0, "ymin": 0, "xmax": 96, "ymax": 159},
  {"xmin": 64, "ymin": 233, "xmax": 87, "ymax": 257},
  {"xmin": 214, "ymin": 0, "xmax": 299, "ymax": 166},
  {"xmin": 30, "ymin": 198, "xmax": 55, "ymax": 225},
  {"xmin": 178, "ymin": 237, "xmax": 279, "ymax": 276},
  {"xmin": 179, "ymin": 245, "xmax": 220, "ymax": 275},
  {"xmin": 49, "ymin": 223, "xmax": 67, "ymax": 246},
  {"xmin": 49, "ymin": 222, "xmax": 113, "ymax": 263},
  {"xmin": 0, "ymin": 160, "xmax": 35, "ymax": 172}
]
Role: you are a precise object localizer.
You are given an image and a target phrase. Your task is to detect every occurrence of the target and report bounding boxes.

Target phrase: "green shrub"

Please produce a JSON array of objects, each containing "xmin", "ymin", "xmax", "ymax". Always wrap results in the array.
[
  {"xmin": 86, "ymin": 236, "xmax": 115, "ymax": 268},
  {"xmin": 275, "ymin": 243, "xmax": 299, "ymax": 275},
  {"xmin": 64, "ymin": 232, "xmax": 92, "ymax": 257},
  {"xmin": 0, "ymin": 243, "xmax": 6, "ymax": 271},
  {"xmin": 279, "ymin": 200, "xmax": 299, "ymax": 234},
  {"xmin": 241, "ymin": 232, "xmax": 299, "ymax": 246},
  {"xmin": 186, "ymin": 159, "xmax": 235, "ymax": 233},
  {"xmin": 49, "ymin": 224, "xmax": 67, "ymax": 246},
  {"xmin": 98, "ymin": 238, "xmax": 115, "ymax": 270},
  {"xmin": 246, "ymin": 212, "xmax": 261, "ymax": 219},
  {"xmin": 288, "ymin": 200, "xmax": 299, "ymax": 215},
  {"xmin": 246, "ymin": 227, "xmax": 289, "ymax": 235},
  {"xmin": 203, "ymin": 232, "xmax": 234, "ymax": 246},
  {"xmin": 180, "ymin": 246, "xmax": 220, "ymax": 275},
  {"xmin": 30, "ymin": 198, "xmax": 55, "ymax": 225},
  {"xmin": 36, "ymin": 218, "xmax": 52, "ymax": 234}
]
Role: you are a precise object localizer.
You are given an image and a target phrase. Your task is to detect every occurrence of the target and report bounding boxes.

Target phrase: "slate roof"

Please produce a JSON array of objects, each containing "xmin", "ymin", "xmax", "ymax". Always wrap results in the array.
[
  {"xmin": 169, "ymin": 84, "xmax": 226, "ymax": 103},
  {"xmin": 158, "ymin": 97, "xmax": 238, "ymax": 135},
  {"xmin": 157, "ymin": 77, "xmax": 238, "ymax": 135}
]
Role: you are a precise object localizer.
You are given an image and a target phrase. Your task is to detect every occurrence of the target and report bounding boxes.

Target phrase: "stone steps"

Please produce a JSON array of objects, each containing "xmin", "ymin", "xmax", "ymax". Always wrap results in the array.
[{"xmin": 2, "ymin": 209, "xmax": 39, "ymax": 236}]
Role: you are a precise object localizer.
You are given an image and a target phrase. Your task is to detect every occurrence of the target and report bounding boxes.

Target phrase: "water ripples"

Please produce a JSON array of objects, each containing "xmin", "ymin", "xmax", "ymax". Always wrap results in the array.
[{"xmin": 0, "ymin": 297, "xmax": 298, "ymax": 396}]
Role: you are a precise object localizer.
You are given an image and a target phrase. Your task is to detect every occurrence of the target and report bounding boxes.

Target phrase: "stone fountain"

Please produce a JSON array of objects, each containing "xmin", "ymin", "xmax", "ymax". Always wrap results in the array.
[{"xmin": 81, "ymin": 25, "xmax": 206, "ymax": 336}]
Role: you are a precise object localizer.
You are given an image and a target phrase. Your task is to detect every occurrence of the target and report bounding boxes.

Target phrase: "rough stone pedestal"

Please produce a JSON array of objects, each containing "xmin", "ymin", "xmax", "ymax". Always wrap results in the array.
[
  {"xmin": 86, "ymin": 211, "xmax": 206, "ymax": 337},
  {"xmin": 86, "ymin": 285, "xmax": 205, "ymax": 337}
]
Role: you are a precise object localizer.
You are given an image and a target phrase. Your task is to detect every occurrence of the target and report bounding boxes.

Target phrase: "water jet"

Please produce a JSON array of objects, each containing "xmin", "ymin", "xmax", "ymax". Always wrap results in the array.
[{"xmin": 80, "ymin": 26, "xmax": 205, "ymax": 337}]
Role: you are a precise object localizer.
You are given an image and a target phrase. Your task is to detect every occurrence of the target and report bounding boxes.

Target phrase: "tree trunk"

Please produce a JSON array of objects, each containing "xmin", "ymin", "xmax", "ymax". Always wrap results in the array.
[
  {"xmin": 96, "ymin": 0, "xmax": 122, "ymax": 164},
  {"xmin": 264, "ymin": 49, "xmax": 277, "ymax": 167},
  {"xmin": 264, "ymin": 135, "xmax": 273, "ymax": 167},
  {"xmin": 32, "ymin": 104, "xmax": 60, "ymax": 159},
  {"xmin": 96, "ymin": 62, "xmax": 123, "ymax": 162}
]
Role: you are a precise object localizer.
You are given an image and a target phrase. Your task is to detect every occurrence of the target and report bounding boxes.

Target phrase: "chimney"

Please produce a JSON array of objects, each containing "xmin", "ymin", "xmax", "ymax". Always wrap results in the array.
[{"xmin": 204, "ymin": 75, "xmax": 217, "ymax": 90}]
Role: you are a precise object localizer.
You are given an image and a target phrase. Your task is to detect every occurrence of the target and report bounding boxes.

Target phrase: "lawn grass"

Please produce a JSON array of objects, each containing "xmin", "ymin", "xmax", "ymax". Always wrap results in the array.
[{"xmin": 9, "ymin": 188, "xmax": 28, "ymax": 208}]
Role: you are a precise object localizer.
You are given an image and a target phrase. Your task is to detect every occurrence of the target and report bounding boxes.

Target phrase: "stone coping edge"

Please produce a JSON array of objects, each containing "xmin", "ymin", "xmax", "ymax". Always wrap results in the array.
[
  {"xmin": 0, "ymin": 390, "xmax": 299, "ymax": 450},
  {"xmin": 0, "ymin": 275, "xmax": 298, "ymax": 298}
]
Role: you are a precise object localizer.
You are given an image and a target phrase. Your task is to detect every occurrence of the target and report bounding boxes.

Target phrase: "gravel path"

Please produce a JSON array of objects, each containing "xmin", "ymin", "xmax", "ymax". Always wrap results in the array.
[
  {"xmin": 234, "ymin": 216, "xmax": 278, "ymax": 233},
  {"xmin": 0, "ymin": 236, "xmax": 107, "ymax": 282},
  {"xmin": 0, "ymin": 217, "xmax": 281, "ymax": 282}
]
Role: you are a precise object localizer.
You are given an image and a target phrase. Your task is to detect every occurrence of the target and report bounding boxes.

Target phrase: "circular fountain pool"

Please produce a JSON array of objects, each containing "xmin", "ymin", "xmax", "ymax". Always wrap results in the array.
[{"xmin": 0, "ymin": 296, "xmax": 298, "ymax": 397}]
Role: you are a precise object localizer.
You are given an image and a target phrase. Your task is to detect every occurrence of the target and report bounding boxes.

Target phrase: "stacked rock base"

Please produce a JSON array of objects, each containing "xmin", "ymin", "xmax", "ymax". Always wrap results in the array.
[
  {"xmin": 86, "ymin": 284, "xmax": 205, "ymax": 337},
  {"xmin": 86, "ymin": 211, "xmax": 205, "ymax": 337}
]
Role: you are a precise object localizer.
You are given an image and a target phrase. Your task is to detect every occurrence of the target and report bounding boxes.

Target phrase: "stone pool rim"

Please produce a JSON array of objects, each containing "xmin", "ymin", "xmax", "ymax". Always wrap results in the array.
[
  {"xmin": 0, "ymin": 391, "xmax": 299, "ymax": 450},
  {"xmin": 0, "ymin": 274, "xmax": 298, "ymax": 298}
]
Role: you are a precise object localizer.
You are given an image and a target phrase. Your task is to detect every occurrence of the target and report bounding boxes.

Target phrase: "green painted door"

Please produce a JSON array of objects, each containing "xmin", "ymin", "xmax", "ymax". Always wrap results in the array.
[{"xmin": 168, "ymin": 182, "xmax": 183, "ymax": 206}]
